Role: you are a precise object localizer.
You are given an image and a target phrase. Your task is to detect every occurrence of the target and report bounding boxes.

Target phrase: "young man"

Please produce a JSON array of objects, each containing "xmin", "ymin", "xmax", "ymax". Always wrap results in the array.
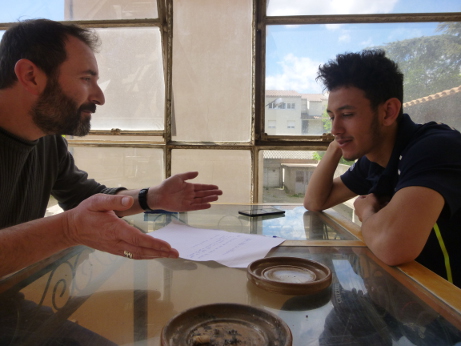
[
  {"xmin": 0, "ymin": 19, "xmax": 222, "ymax": 277},
  {"xmin": 304, "ymin": 50, "xmax": 461, "ymax": 287}
]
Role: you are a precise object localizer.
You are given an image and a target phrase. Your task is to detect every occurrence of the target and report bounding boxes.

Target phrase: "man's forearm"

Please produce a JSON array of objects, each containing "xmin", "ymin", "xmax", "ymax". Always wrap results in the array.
[
  {"xmin": 304, "ymin": 141, "xmax": 343, "ymax": 211},
  {"xmin": 356, "ymin": 188, "xmax": 442, "ymax": 267},
  {"xmin": 0, "ymin": 213, "xmax": 74, "ymax": 277}
]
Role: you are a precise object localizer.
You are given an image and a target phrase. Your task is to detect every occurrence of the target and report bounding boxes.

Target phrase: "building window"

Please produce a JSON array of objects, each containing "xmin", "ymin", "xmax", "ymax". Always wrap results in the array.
[
  {"xmin": 287, "ymin": 121, "xmax": 296, "ymax": 129},
  {"xmin": 268, "ymin": 120, "xmax": 276, "ymax": 129}
]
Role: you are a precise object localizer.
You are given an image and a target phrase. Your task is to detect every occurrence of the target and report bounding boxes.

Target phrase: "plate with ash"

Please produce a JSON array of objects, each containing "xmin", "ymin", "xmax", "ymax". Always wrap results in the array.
[{"xmin": 161, "ymin": 303, "xmax": 292, "ymax": 346}]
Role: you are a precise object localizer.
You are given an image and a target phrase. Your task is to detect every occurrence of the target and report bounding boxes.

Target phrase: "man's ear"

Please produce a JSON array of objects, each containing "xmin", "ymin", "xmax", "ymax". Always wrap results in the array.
[
  {"xmin": 14, "ymin": 59, "xmax": 47, "ymax": 96},
  {"xmin": 382, "ymin": 97, "xmax": 401, "ymax": 126}
]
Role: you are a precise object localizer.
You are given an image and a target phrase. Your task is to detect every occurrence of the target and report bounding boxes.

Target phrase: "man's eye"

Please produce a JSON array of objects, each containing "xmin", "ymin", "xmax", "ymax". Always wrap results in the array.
[{"xmin": 343, "ymin": 113, "xmax": 353, "ymax": 117}]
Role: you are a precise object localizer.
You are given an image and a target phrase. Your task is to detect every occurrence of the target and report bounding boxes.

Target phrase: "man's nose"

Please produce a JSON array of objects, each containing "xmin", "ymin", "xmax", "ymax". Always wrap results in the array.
[
  {"xmin": 91, "ymin": 83, "xmax": 105, "ymax": 106},
  {"xmin": 331, "ymin": 117, "xmax": 343, "ymax": 135}
]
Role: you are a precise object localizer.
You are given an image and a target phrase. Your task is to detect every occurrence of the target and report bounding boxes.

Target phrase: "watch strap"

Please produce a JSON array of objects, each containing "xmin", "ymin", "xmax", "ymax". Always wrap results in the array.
[{"xmin": 138, "ymin": 188, "xmax": 153, "ymax": 211}]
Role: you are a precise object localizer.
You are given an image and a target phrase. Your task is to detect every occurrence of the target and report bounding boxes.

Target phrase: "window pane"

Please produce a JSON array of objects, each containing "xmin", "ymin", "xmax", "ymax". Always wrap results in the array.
[
  {"xmin": 267, "ymin": 0, "xmax": 461, "ymax": 16},
  {"xmin": 66, "ymin": 0, "xmax": 158, "ymax": 20},
  {"xmin": 266, "ymin": 22, "xmax": 461, "ymax": 132},
  {"xmin": 93, "ymin": 27, "xmax": 165, "ymax": 131},
  {"xmin": 172, "ymin": 0, "xmax": 252, "ymax": 142},
  {"xmin": 260, "ymin": 150, "xmax": 350, "ymax": 200},
  {"xmin": 260, "ymin": 150, "xmax": 357, "ymax": 221},
  {"xmin": 0, "ymin": 0, "xmax": 158, "ymax": 22},
  {"xmin": 261, "ymin": 150, "xmax": 317, "ymax": 203},
  {"xmin": 265, "ymin": 91, "xmax": 327, "ymax": 135},
  {"xmin": 0, "ymin": 0, "xmax": 65, "ymax": 22},
  {"xmin": 172, "ymin": 149, "xmax": 252, "ymax": 203},
  {"xmin": 69, "ymin": 146, "xmax": 165, "ymax": 188}
]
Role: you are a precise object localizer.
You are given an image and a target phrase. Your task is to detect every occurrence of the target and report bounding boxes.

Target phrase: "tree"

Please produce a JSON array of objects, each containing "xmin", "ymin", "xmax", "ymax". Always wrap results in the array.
[{"xmin": 372, "ymin": 22, "xmax": 461, "ymax": 102}]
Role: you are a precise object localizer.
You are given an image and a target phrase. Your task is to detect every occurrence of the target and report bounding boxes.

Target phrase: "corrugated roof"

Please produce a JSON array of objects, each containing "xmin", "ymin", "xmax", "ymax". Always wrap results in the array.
[
  {"xmin": 403, "ymin": 85, "xmax": 461, "ymax": 107},
  {"xmin": 302, "ymin": 94, "xmax": 327, "ymax": 102},
  {"xmin": 265, "ymin": 90, "xmax": 301, "ymax": 97},
  {"xmin": 266, "ymin": 90, "xmax": 328, "ymax": 101},
  {"xmin": 263, "ymin": 151, "xmax": 315, "ymax": 159}
]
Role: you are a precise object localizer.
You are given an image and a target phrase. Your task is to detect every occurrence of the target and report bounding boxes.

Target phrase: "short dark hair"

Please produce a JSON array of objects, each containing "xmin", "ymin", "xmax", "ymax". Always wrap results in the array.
[
  {"xmin": 0, "ymin": 19, "xmax": 100, "ymax": 89},
  {"xmin": 317, "ymin": 50, "xmax": 404, "ymax": 114}
]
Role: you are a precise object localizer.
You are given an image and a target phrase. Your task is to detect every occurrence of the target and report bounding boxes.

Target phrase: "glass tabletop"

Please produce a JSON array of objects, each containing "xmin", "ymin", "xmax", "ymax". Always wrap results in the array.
[
  {"xmin": 1, "ymin": 205, "xmax": 460, "ymax": 345},
  {"xmin": 126, "ymin": 204, "xmax": 357, "ymax": 241}
]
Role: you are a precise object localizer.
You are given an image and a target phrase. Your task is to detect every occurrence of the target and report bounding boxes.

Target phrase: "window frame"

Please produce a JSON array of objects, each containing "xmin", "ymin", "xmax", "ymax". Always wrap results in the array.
[{"xmin": 1, "ymin": 1, "xmax": 460, "ymax": 203}]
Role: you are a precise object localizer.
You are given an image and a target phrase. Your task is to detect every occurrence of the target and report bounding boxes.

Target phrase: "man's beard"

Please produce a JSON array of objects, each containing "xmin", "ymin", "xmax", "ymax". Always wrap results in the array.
[
  {"xmin": 341, "ymin": 110, "xmax": 382, "ymax": 162},
  {"xmin": 31, "ymin": 77, "xmax": 96, "ymax": 137}
]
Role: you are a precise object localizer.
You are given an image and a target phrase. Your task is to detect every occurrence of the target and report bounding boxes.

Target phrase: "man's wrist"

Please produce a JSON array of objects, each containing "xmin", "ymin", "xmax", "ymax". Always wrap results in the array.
[{"xmin": 138, "ymin": 188, "xmax": 154, "ymax": 211}]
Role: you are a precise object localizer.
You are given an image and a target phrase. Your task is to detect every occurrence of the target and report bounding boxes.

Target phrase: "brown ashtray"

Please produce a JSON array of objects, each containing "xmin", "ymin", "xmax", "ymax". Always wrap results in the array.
[
  {"xmin": 161, "ymin": 303, "xmax": 292, "ymax": 346},
  {"xmin": 247, "ymin": 257, "xmax": 332, "ymax": 295}
]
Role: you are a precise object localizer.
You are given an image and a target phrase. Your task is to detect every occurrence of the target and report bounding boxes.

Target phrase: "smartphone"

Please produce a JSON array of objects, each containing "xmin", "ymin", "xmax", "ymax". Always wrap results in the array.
[{"xmin": 238, "ymin": 207, "xmax": 285, "ymax": 217}]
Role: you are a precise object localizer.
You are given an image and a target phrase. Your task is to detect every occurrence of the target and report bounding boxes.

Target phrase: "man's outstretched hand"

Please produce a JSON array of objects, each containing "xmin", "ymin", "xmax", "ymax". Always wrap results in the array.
[{"xmin": 147, "ymin": 171, "xmax": 223, "ymax": 212}]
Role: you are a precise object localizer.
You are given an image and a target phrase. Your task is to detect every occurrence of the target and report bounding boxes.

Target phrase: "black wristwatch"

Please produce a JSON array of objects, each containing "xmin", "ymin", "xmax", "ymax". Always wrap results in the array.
[{"xmin": 138, "ymin": 188, "xmax": 154, "ymax": 211}]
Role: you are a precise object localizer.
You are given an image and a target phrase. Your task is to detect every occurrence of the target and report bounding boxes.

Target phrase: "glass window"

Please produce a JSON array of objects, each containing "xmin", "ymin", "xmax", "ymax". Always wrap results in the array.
[
  {"xmin": 66, "ymin": 0, "xmax": 158, "ymax": 20},
  {"xmin": 267, "ymin": 0, "xmax": 461, "ymax": 16},
  {"xmin": 172, "ymin": 149, "xmax": 252, "ymax": 203},
  {"xmin": 266, "ymin": 21, "xmax": 461, "ymax": 132},
  {"xmin": 259, "ymin": 149, "xmax": 358, "ymax": 221},
  {"xmin": 69, "ymin": 146, "xmax": 165, "ymax": 188},
  {"xmin": 259, "ymin": 150, "xmax": 352, "ymax": 201},
  {"xmin": 0, "ymin": 0, "xmax": 158, "ymax": 22},
  {"xmin": 93, "ymin": 27, "xmax": 165, "ymax": 131},
  {"xmin": 172, "ymin": 0, "xmax": 253, "ymax": 142},
  {"xmin": 0, "ymin": 0, "xmax": 65, "ymax": 22}
]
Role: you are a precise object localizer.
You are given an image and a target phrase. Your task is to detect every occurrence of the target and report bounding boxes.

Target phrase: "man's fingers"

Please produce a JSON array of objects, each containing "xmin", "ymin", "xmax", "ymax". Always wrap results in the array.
[
  {"xmin": 114, "ymin": 227, "xmax": 179, "ymax": 259},
  {"xmin": 176, "ymin": 171, "xmax": 199, "ymax": 181},
  {"xmin": 118, "ymin": 245, "xmax": 179, "ymax": 260},
  {"xmin": 194, "ymin": 184, "xmax": 221, "ymax": 192},
  {"xmin": 85, "ymin": 194, "xmax": 134, "ymax": 213}
]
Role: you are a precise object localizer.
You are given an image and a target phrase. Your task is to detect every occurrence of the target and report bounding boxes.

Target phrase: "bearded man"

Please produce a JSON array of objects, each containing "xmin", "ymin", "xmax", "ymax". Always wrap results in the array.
[{"xmin": 0, "ymin": 19, "xmax": 222, "ymax": 277}]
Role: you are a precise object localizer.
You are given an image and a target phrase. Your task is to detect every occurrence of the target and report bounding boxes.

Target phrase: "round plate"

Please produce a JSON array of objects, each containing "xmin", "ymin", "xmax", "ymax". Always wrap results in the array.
[
  {"xmin": 262, "ymin": 265, "xmax": 316, "ymax": 283},
  {"xmin": 247, "ymin": 257, "xmax": 332, "ymax": 295},
  {"xmin": 161, "ymin": 303, "xmax": 292, "ymax": 346}
]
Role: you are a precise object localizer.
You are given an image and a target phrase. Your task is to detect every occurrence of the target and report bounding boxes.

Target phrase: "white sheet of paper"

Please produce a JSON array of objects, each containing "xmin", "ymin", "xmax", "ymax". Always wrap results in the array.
[{"xmin": 148, "ymin": 220, "xmax": 285, "ymax": 268}]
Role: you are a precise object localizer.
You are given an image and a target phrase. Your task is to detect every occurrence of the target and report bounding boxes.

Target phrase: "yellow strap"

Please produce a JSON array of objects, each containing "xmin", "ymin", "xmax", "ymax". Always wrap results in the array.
[{"xmin": 433, "ymin": 223, "xmax": 453, "ymax": 283}]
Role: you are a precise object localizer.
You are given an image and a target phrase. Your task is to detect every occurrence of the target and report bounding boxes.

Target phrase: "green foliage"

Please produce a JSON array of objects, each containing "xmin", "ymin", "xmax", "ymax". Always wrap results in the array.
[
  {"xmin": 312, "ymin": 151, "xmax": 355, "ymax": 166},
  {"xmin": 371, "ymin": 22, "xmax": 461, "ymax": 102},
  {"xmin": 315, "ymin": 108, "xmax": 354, "ymax": 166},
  {"xmin": 321, "ymin": 109, "xmax": 332, "ymax": 133}
]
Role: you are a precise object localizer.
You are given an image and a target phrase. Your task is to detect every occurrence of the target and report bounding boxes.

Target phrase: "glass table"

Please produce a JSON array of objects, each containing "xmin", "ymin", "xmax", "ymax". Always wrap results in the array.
[{"xmin": 1, "ymin": 205, "xmax": 460, "ymax": 345}]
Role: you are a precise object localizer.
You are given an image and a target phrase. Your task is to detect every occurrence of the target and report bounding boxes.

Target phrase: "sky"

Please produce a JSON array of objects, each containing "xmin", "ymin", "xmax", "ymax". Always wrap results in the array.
[
  {"xmin": 0, "ymin": 0, "xmax": 460, "ymax": 94},
  {"xmin": 266, "ymin": 0, "xmax": 461, "ymax": 93},
  {"xmin": 0, "ymin": 0, "xmax": 63, "ymax": 22}
]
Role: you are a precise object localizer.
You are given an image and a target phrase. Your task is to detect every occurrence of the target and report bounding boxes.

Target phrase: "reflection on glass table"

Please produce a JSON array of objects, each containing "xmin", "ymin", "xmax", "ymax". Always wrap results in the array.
[
  {"xmin": 260, "ymin": 247, "xmax": 461, "ymax": 346},
  {"xmin": 1, "ymin": 245, "xmax": 460, "ymax": 345},
  {"xmin": 1, "ymin": 204, "xmax": 460, "ymax": 346},
  {"xmin": 128, "ymin": 205, "xmax": 357, "ymax": 241}
]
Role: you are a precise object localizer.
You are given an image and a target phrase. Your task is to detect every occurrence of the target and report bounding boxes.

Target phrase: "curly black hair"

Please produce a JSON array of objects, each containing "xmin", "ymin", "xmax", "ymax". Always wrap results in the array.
[{"xmin": 317, "ymin": 50, "xmax": 403, "ymax": 115}]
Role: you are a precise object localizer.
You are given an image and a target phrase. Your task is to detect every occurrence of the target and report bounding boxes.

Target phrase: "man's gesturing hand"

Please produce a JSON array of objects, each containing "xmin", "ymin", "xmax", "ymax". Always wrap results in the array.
[
  {"xmin": 148, "ymin": 171, "xmax": 223, "ymax": 212},
  {"xmin": 64, "ymin": 194, "xmax": 179, "ymax": 259}
]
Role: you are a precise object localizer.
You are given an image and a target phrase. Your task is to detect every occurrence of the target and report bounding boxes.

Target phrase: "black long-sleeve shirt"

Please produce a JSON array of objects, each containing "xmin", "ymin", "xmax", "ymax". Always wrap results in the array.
[{"xmin": 0, "ymin": 127, "xmax": 122, "ymax": 229}]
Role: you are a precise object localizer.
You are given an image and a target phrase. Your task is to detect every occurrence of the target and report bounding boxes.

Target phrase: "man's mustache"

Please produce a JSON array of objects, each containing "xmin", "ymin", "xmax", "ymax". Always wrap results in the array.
[{"xmin": 79, "ymin": 103, "xmax": 97, "ymax": 113}]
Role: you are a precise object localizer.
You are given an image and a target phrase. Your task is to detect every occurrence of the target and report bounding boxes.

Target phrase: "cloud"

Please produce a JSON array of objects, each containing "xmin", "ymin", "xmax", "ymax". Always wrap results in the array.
[
  {"xmin": 266, "ymin": 54, "xmax": 324, "ymax": 93},
  {"xmin": 267, "ymin": 0, "xmax": 398, "ymax": 16},
  {"xmin": 339, "ymin": 33, "xmax": 351, "ymax": 43}
]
